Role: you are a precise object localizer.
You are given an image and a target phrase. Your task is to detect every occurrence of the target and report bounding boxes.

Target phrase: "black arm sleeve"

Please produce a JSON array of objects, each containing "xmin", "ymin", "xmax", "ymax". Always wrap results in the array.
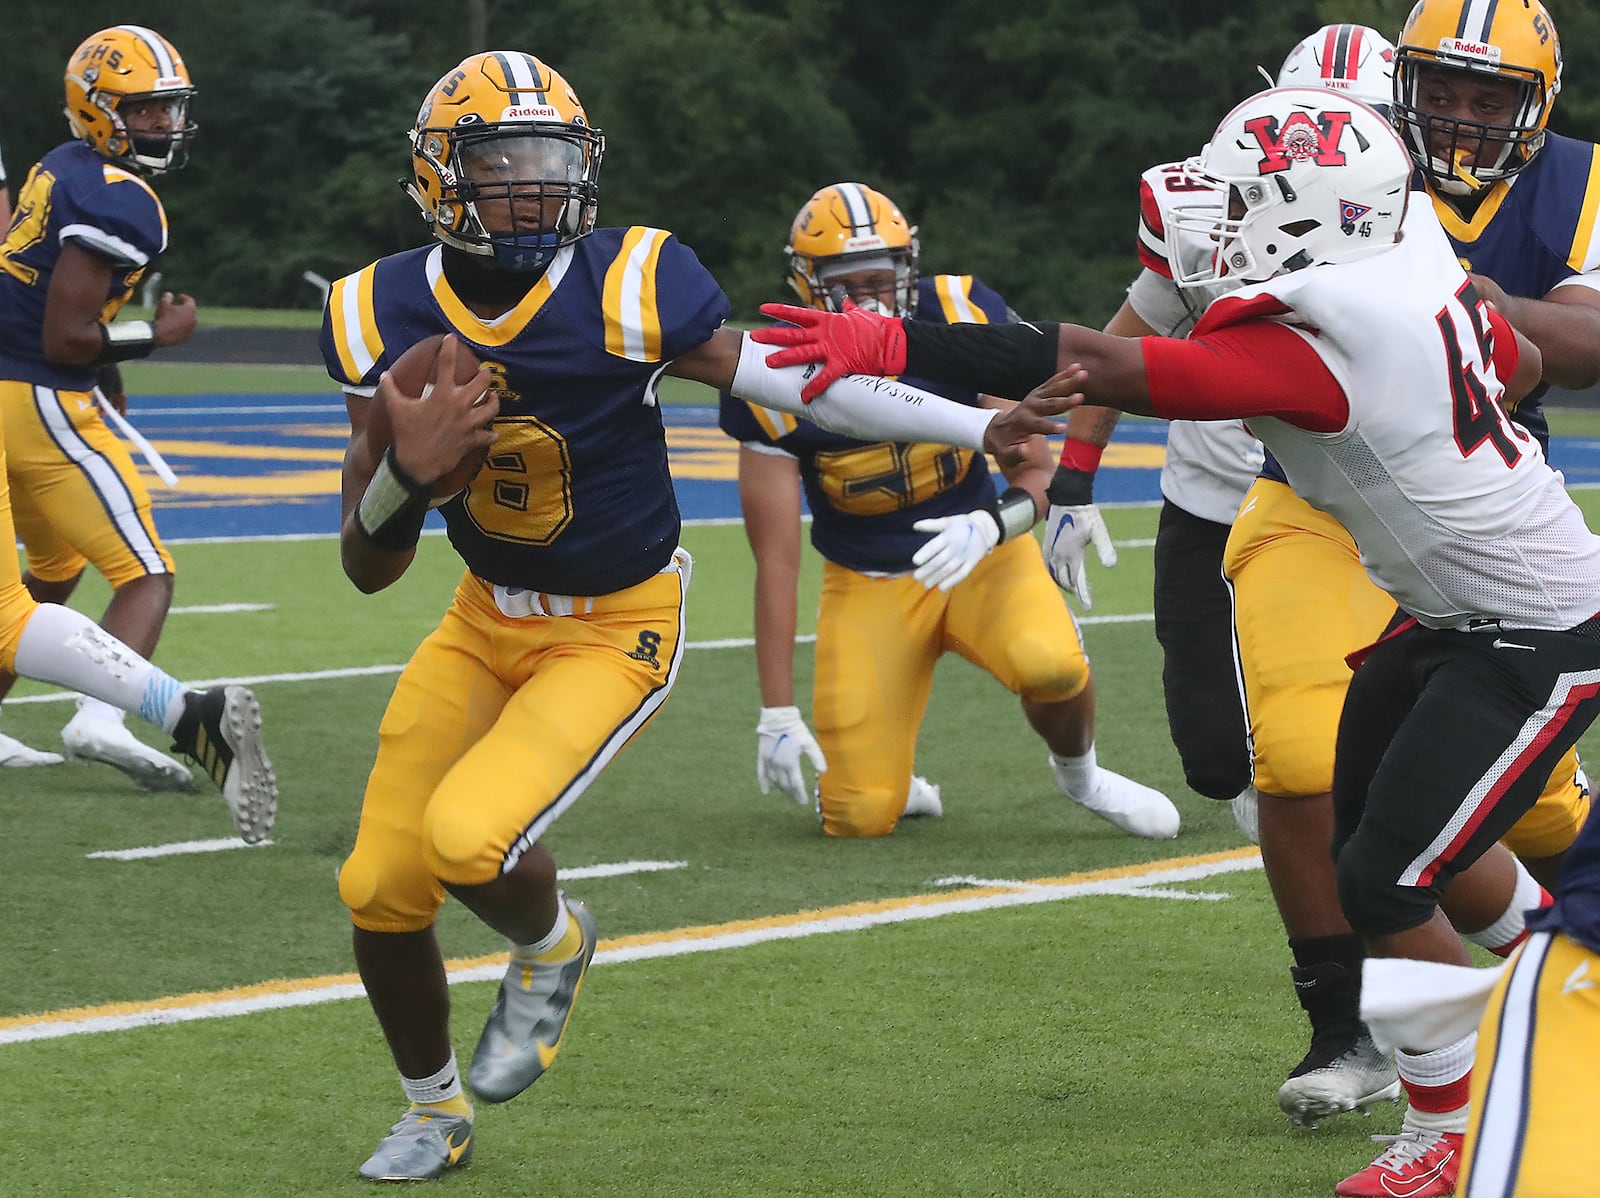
[{"xmin": 901, "ymin": 319, "xmax": 1062, "ymax": 401}]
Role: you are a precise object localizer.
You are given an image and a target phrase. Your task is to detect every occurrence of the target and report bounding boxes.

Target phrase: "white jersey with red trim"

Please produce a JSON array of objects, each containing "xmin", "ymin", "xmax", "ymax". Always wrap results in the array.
[
  {"xmin": 1201, "ymin": 206, "xmax": 1600, "ymax": 631},
  {"xmin": 1134, "ymin": 161, "xmax": 1261, "ymax": 525}
]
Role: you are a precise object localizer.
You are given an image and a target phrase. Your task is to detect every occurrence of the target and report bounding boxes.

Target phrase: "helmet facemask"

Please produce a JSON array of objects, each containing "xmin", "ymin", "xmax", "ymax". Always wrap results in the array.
[
  {"xmin": 1168, "ymin": 89, "xmax": 1411, "ymax": 290},
  {"xmin": 1393, "ymin": 57, "xmax": 1552, "ymax": 194},
  {"xmin": 805, "ymin": 247, "xmax": 919, "ymax": 318},
  {"xmin": 413, "ymin": 123, "xmax": 602, "ymax": 273}
]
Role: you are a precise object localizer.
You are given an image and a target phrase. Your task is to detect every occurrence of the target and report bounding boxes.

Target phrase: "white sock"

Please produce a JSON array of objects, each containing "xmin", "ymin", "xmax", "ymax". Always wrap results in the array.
[
  {"xmin": 75, "ymin": 696, "xmax": 127, "ymax": 725},
  {"xmin": 1050, "ymin": 746, "xmax": 1099, "ymax": 797},
  {"xmin": 400, "ymin": 1050, "xmax": 465, "ymax": 1106},
  {"xmin": 510, "ymin": 898, "xmax": 569, "ymax": 962},
  {"xmin": 12, "ymin": 605, "xmax": 189, "ymax": 733},
  {"xmin": 1462, "ymin": 858, "xmax": 1549, "ymax": 956},
  {"xmin": 1397, "ymin": 1033, "xmax": 1475, "ymax": 1135}
]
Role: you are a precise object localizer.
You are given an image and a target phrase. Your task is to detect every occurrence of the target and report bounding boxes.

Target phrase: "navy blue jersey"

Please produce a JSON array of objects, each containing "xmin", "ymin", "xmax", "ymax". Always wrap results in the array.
[
  {"xmin": 0, "ymin": 140, "xmax": 168, "ymax": 390},
  {"xmin": 718, "ymin": 274, "xmax": 1009, "ymax": 574},
  {"xmin": 322, "ymin": 227, "xmax": 729, "ymax": 595}
]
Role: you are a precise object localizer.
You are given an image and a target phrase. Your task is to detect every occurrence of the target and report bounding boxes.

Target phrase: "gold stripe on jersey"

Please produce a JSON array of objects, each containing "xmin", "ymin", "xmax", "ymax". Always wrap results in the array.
[
  {"xmin": 329, "ymin": 264, "xmax": 384, "ymax": 385},
  {"xmin": 428, "ymin": 250, "xmax": 562, "ymax": 348},
  {"xmin": 1568, "ymin": 144, "xmax": 1600, "ymax": 272},
  {"xmin": 100, "ymin": 164, "xmax": 168, "ymax": 246},
  {"xmin": 1430, "ymin": 183, "xmax": 1513, "ymax": 246},
  {"xmin": 743, "ymin": 400, "xmax": 797, "ymax": 441},
  {"xmin": 603, "ymin": 226, "xmax": 670, "ymax": 361},
  {"xmin": 932, "ymin": 275, "xmax": 989, "ymax": 325}
]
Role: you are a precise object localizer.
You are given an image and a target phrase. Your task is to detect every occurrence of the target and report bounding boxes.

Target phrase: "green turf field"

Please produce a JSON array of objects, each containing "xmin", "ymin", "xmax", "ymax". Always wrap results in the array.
[{"xmin": 5, "ymin": 493, "xmax": 1597, "ymax": 1196}]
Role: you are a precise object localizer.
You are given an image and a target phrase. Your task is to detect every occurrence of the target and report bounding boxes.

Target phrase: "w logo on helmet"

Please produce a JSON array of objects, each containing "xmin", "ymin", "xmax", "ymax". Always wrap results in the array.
[{"xmin": 1244, "ymin": 110, "xmax": 1354, "ymax": 173}]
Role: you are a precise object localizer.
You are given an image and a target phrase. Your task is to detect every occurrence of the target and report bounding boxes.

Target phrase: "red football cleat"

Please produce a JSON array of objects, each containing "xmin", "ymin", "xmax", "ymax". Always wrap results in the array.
[{"xmin": 1334, "ymin": 1130, "xmax": 1462, "ymax": 1197}]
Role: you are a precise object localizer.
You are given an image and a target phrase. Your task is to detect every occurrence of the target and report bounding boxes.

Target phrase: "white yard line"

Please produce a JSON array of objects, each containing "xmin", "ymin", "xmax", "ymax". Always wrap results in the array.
[
  {"xmin": 0, "ymin": 853, "xmax": 1261, "ymax": 1045},
  {"xmin": 87, "ymin": 837, "xmax": 272, "ymax": 861},
  {"xmin": 10, "ymin": 616, "xmax": 1154, "ymax": 706},
  {"xmin": 169, "ymin": 603, "xmax": 275, "ymax": 614}
]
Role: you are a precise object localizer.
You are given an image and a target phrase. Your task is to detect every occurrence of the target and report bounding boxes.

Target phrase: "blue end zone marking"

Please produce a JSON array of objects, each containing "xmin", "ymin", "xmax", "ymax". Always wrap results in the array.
[{"xmin": 121, "ymin": 396, "xmax": 1600, "ymax": 541}]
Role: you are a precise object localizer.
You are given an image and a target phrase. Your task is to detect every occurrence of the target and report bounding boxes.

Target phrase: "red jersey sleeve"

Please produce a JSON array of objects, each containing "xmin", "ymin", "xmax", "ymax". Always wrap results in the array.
[{"xmin": 1140, "ymin": 320, "xmax": 1349, "ymax": 433}]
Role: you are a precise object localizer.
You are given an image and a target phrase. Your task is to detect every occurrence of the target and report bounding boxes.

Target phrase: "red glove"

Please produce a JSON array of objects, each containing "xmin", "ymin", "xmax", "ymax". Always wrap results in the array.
[{"xmin": 751, "ymin": 300, "xmax": 909, "ymax": 401}]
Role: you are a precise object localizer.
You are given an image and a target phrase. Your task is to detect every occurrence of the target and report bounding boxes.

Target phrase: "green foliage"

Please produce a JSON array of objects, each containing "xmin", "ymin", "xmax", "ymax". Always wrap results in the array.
[{"xmin": 3, "ymin": 2, "xmax": 1595, "ymax": 323}]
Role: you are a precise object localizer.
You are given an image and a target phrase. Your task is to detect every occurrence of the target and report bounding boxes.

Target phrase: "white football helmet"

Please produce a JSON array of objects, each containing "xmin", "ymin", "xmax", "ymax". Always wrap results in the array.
[
  {"xmin": 1169, "ymin": 87, "xmax": 1410, "ymax": 290},
  {"xmin": 1276, "ymin": 24, "xmax": 1395, "ymax": 110}
]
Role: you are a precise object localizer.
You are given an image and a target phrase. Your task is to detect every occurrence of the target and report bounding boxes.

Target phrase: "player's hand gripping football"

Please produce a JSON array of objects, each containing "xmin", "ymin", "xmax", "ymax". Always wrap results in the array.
[
  {"xmin": 753, "ymin": 299, "xmax": 908, "ymax": 400},
  {"xmin": 381, "ymin": 336, "xmax": 499, "ymax": 488},
  {"xmin": 756, "ymin": 706, "xmax": 828, "ymax": 806}
]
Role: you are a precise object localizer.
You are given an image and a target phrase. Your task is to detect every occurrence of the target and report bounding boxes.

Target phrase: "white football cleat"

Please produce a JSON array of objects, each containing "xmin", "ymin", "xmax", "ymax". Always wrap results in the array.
[
  {"xmin": 62, "ymin": 701, "xmax": 195, "ymax": 792},
  {"xmin": 1052, "ymin": 756, "xmax": 1180, "ymax": 839},
  {"xmin": 0, "ymin": 729, "xmax": 65, "ymax": 767},
  {"xmin": 902, "ymin": 775, "xmax": 943, "ymax": 819}
]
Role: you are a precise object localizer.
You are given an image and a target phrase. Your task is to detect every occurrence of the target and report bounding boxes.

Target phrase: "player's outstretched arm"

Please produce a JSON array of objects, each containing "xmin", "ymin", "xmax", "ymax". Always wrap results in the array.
[{"xmin": 669, "ymin": 327, "xmax": 1064, "ymax": 463}]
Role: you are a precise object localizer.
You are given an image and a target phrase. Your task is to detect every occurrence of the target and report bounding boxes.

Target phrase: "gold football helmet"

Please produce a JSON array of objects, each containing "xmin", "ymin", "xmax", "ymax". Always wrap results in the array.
[
  {"xmin": 405, "ymin": 51, "xmax": 604, "ymax": 272},
  {"xmin": 786, "ymin": 182, "xmax": 919, "ymax": 317},
  {"xmin": 64, "ymin": 25, "xmax": 197, "ymax": 175},
  {"xmin": 1393, "ymin": 0, "xmax": 1562, "ymax": 192}
]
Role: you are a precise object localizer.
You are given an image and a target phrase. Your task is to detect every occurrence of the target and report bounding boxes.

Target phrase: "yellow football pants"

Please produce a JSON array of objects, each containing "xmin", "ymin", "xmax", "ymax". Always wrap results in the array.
[
  {"xmin": 339, "ymin": 556, "xmax": 689, "ymax": 932},
  {"xmin": 1224, "ymin": 478, "xmax": 1587, "ymax": 857},
  {"xmin": 813, "ymin": 535, "xmax": 1087, "ymax": 838},
  {"xmin": 0, "ymin": 379, "xmax": 172, "ymax": 587},
  {"xmin": 1461, "ymin": 930, "xmax": 1600, "ymax": 1197},
  {"xmin": 0, "ymin": 437, "xmax": 40, "ymax": 672}
]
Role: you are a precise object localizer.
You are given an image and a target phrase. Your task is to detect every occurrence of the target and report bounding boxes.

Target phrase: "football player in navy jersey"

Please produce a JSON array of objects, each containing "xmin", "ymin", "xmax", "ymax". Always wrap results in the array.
[
  {"xmin": 0, "ymin": 25, "xmax": 202, "ymax": 786},
  {"xmin": 328, "ymin": 55, "xmax": 1072, "ymax": 1182},
  {"xmin": 719, "ymin": 182, "xmax": 1178, "ymax": 839}
]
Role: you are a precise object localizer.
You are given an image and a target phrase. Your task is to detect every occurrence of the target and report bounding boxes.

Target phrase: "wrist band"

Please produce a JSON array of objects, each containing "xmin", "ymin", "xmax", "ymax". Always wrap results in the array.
[
  {"xmin": 993, "ymin": 486, "xmax": 1038, "ymax": 543},
  {"xmin": 1057, "ymin": 439, "xmax": 1103, "ymax": 473},
  {"xmin": 355, "ymin": 448, "xmax": 430, "ymax": 551},
  {"xmin": 98, "ymin": 320, "xmax": 157, "ymax": 363},
  {"xmin": 1046, "ymin": 464, "xmax": 1095, "ymax": 506}
]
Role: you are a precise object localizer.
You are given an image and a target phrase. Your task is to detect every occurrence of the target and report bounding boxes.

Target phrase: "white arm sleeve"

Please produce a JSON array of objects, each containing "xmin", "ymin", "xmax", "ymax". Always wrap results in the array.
[
  {"xmin": 729, "ymin": 332, "xmax": 995, "ymax": 451},
  {"xmin": 1126, "ymin": 268, "xmax": 1201, "ymax": 338}
]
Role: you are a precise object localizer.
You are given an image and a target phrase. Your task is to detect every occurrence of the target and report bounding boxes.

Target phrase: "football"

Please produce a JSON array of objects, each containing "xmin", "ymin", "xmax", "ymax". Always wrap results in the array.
[{"xmin": 364, "ymin": 333, "xmax": 493, "ymax": 501}]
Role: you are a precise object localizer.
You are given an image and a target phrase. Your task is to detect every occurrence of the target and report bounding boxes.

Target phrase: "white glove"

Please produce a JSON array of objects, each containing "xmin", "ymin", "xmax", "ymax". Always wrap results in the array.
[
  {"xmin": 756, "ymin": 706, "xmax": 827, "ymax": 805},
  {"xmin": 1043, "ymin": 503, "xmax": 1118, "ymax": 610},
  {"xmin": 910, "ymin": 510, "xmax": 1001, "ymax": 591}
]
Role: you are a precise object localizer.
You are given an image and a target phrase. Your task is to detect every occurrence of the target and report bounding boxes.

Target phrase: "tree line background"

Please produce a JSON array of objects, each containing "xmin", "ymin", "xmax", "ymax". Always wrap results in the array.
[{"xmin": 4, "ymin": 1, "xmax": 1598, "ymax": 324}]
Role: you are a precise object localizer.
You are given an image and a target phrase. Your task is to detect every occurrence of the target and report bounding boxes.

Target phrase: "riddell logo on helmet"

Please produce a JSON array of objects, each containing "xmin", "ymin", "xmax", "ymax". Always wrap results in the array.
[
  {"xmin": 153, "ymin": 76, "xmax": 188, "ymax": 90},
  {"xmin": 841, "ymin": 235, "xmax": 888, "ymax": 253},
  {"xmin": 501, "ymin": 104, "xmax": 559, "ymax": 121},
  {"xmin": 1438, "ymin": 37, "xmax": 1503, "ymax": 65},
  {"xmin": 1245, "ymin": 111, "xmax": 1353, "ymax": 173}
]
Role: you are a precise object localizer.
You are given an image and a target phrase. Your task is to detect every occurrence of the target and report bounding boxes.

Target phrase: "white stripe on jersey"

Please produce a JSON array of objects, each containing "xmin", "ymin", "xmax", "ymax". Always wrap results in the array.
[
  {"xmin": 335, "ymin": 264, "xmax": 379, "ymax": 381},
  {"xmin": 1462, "ymin": 931, "xmax": 1549, "ymax": 1196},
  {"xmin": 615, "ymin": 229, "xmax": 668, "ymax": 360},
  {"xmin": 58, "ymin": 223, "xmax": 151, "ymax": 267},
  {"xmin": 31, "ymin": 385, "xmax": 167, "ymax": 575},
  {"xmin": 935, "ymin": 275, "xmax": 979, "ymax": 324}
]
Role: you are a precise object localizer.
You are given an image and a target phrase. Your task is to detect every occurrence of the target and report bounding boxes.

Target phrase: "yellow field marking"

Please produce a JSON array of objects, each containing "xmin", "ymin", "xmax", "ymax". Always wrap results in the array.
[{"xmin": 0, "ymin": 847, "xmax": 1256, "ymax": 1042}]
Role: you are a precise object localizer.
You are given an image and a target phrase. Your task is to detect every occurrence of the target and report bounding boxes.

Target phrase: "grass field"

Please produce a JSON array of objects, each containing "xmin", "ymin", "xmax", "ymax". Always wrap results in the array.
[{"xmin": 8, "ymin": 459, "xmax": 1600, "ymax": 1194}]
